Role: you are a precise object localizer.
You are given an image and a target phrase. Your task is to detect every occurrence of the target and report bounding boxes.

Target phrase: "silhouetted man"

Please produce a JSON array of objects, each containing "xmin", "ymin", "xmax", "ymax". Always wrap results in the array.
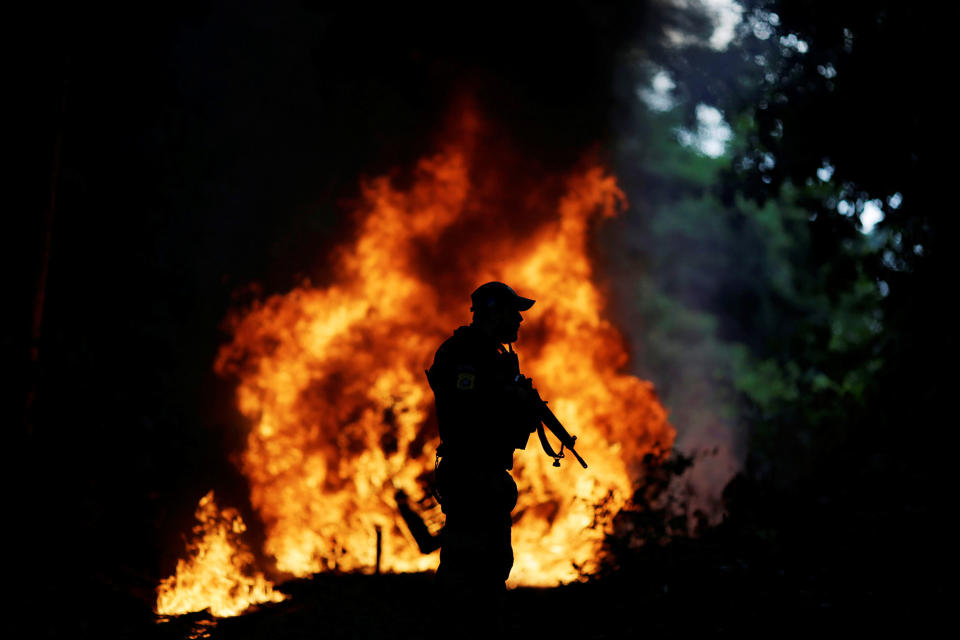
[{"xmin": 426, "ymin": 281, "xmax": 540, "ymax": 636}]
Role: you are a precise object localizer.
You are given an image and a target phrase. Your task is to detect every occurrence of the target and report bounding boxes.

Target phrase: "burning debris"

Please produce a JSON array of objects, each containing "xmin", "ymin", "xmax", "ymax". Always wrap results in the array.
[
  {"xmin": 156, "ymin": 491, "xmax": 286, "ymax": 617},
  {"xmin": 158, "ymin": 109, "xmax": 675, "ymax": 616}
]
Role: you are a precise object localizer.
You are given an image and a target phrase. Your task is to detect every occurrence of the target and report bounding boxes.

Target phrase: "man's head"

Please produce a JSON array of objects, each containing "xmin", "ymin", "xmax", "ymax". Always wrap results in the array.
[{"xmin": 469, "ymin": 281, "xmax": 535, "ymax": 344}]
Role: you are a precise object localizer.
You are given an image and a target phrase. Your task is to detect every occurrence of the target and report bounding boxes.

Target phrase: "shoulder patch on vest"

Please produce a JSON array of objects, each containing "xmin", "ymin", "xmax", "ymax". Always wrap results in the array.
[{"xmin": 456, "ymin": 372, "xmax": 476, "ymax": 390}]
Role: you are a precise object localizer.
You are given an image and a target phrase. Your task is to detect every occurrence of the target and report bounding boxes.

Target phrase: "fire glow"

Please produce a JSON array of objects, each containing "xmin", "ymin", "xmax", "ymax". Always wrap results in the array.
[
  {"xmin": 156, "ymin": 491, "xmax": 286, "ymax": 617},
  {"xmin": 157, "ymin": 111, "xmax": 674, "ymax": 616}
]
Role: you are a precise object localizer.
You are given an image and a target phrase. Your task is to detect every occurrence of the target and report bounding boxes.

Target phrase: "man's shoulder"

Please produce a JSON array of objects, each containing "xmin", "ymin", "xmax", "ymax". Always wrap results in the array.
[
  {"xmin": 428, "ymin": 327, "xmax": 481, "ymax": 391},
  {"xmin": 434, "ymin": 325, "xmax": 480, "ymax": 360},
  {"xmin": 432, "ymin": 326, "xmax": 498, "ymax": 381}
]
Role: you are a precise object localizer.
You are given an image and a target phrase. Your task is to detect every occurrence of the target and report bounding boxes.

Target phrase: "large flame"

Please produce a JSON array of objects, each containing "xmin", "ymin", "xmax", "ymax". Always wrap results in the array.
[
  {"xmin": 208, "ymin": 115, "xmax": 673, "ymax": 589},
  {"xmin": 156, "ymin": 491, "xmax": 286, "ymax": 617}
]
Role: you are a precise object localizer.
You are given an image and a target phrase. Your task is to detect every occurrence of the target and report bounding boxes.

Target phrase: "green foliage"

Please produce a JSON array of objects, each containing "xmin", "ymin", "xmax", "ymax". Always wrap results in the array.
[
  {"xmin": 611, "ymin": 63, "xmax": 888, "ymax": 493},
  {"xmin": 608, "ymin": 4, "xmax": 955, "ymax": 530}
]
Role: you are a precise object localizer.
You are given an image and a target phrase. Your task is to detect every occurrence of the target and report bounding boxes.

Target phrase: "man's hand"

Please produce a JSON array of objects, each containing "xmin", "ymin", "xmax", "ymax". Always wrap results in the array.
[
  {"xmin": 504, "ymin": 375, "xmax": 541, "ymax": 434},
  {"xmin": 504, "ymin": 375, "xmax": 533, "ymax": 402}
]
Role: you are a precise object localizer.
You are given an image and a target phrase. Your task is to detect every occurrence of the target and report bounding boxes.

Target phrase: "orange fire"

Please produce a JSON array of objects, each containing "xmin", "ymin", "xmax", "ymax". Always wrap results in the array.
[
  {"xmin": 212, "ymin": 113, "xmax": 673, "ymax": 588},
  {"xmin": 158, "ymin": 110, "xmax": 674, "ymax": 616},
  {"xmin": 156, "ymin": 491, "xmax": 286, "ymax": 617}
]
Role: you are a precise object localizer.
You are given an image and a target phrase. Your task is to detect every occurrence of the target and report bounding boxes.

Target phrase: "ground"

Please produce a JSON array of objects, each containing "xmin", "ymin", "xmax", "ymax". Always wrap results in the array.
[{"xmin": 121, "ymin": 503, "xmax": 945, "ymax": 639}]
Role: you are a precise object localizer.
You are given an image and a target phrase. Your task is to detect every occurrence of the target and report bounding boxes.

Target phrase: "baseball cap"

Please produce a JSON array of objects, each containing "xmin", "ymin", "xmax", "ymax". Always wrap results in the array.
[{"xmin": 470, "ymin": 281, "xmax": 535, "ymax": 312}]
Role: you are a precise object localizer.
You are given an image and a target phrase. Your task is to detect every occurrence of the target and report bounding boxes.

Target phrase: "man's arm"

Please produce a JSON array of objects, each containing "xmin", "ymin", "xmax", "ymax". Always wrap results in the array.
[{"xmin": 427, "ymin": 341, "xmax": 493, "ymax": 454}]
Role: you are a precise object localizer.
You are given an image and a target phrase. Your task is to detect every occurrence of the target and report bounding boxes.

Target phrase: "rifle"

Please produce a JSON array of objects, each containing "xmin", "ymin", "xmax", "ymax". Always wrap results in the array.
[
  {"xmin": 504, "ymin": 345, "xmax": 588, "ymax": 469},
  {"xmin": 523, "ymin": 377, "xmax": 589, "ymax": 469}
]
